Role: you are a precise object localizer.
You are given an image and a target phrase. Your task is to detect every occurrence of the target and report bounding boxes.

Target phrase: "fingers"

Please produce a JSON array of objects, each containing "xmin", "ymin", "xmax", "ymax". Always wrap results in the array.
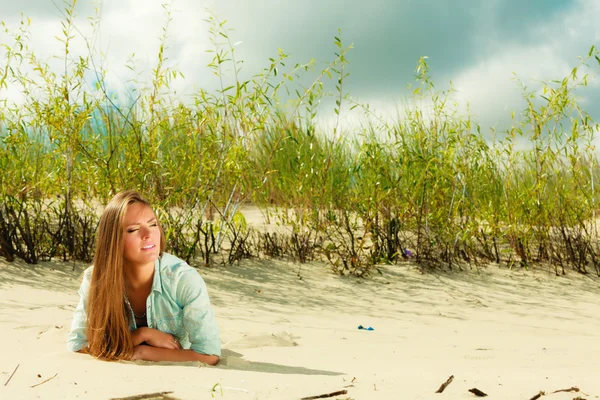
[
  {"xmin": 164, "ymin": 334, "xmax": 181, "ymax": 350},
  {"xmin": 153, "ymin": 339, "xmax": 179, "ymax": 350},
  {"xmin": 143, "ymin": 329, "xmax": 182, "ymax": 350}
]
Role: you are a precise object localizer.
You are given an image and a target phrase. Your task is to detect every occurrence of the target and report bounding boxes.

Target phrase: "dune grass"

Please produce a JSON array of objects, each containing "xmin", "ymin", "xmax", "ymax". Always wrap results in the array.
[{"xmin": 1, "ymin": 2, "xmax": 599, "ymax": 276}]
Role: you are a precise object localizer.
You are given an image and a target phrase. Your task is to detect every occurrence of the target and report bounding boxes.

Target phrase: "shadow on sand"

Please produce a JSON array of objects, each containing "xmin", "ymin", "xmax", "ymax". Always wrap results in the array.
[
  {"xmin": 218, "ymin": 349, "xmax": 343, "ymax": 376},
  {"xmin": 127, "ymin": 349, "xmax": 343, "ymax": 376}
]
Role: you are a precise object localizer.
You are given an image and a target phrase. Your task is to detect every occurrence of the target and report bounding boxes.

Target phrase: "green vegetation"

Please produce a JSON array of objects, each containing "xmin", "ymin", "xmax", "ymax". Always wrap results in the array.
[{"xmin": 1, "ymin": 2, "xmax": 600, "ymax": 277}]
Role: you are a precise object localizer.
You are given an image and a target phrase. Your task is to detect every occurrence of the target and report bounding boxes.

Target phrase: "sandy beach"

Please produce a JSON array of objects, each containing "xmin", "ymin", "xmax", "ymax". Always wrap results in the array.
[
  {"xmin": 1, "ymin": 255, "xmax": 599, "ymax": 399},
  {"xmin": 2, "ymin": 0, "xmax": 600, "ymax": 397}
]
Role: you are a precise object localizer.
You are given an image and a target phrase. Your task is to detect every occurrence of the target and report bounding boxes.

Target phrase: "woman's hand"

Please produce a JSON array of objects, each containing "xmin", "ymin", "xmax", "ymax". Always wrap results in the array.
[
  {"xmin": 145, "ymin": 329, "xmax": 182, "ymax": 350},
  {"xmin": 130, "ymin": 345, "xmax": 219, "ymax": 364},
  {"xmin": 131, "ymin": 344, "xmax": 148, "ymax": 361},
  {"xmin": 131, "ymin": 327, "xmax": 181, "ymax": 350}
]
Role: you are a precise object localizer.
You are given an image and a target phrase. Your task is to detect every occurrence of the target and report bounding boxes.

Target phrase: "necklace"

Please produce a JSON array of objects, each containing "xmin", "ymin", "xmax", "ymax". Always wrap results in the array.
[
  {"xmin": 125, "ymin": 297, "xmax": 146, "ymax": 319},
  {"xmin": 134, "ymin": 311, "xmax": 146, "ymax": 319}
]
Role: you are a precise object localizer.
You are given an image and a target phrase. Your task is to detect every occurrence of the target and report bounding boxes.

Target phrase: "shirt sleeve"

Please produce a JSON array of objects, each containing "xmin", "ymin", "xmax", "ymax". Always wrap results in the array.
[
  {"xmin": 66, "ymin": 267, "xmax": 92, "ymax": 352},
  {"xmin": 177, "ymin": 269, "xmax": 221, "ymax": 356}
]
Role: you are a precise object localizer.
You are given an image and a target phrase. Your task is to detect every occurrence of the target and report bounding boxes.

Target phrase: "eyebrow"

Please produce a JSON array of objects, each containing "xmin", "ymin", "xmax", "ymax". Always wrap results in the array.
[{"xmin": 126, "ymin": 218, "xmax": 157, "ymax": 226}]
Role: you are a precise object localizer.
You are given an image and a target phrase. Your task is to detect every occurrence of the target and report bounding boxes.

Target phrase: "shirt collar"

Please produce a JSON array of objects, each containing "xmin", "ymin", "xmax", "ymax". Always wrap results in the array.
[{"xmin": 151, "ymin": 256, "xmax": 163, "ymax": 293}]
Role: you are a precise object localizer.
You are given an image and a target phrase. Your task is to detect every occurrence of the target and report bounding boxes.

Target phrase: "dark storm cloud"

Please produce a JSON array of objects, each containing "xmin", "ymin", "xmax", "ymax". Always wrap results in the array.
[
  {"xmin": 211, "ymin": 0, "xmax": 578, "ymax": 99},
  {"xmin": 2, "ymin": 0, "xmax": 597, "ymax": 129}
]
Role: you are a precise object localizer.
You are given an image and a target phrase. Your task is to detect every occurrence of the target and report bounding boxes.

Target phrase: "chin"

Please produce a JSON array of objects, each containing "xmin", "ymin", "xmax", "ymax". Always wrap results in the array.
[
  {"xmin": 145, "ymin": 251, "xmax": 160, "ymax": 261},
  {"xmin": 134, "ymin": 252, "xmax": 160, "ymax": 265}
]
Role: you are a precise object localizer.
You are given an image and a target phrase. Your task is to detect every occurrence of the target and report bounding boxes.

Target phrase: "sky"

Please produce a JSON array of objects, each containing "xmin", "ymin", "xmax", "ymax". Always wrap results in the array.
[{"xmin": 1, "ymin": 0, "xmax": 599, "ymax": 133}]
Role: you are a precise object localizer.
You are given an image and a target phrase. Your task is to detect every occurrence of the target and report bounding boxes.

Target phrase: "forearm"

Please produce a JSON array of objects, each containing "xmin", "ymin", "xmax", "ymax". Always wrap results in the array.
[
  {"xmin": 135, "ymin": 345, "xmax": 219, "ymax": 365},
  {"xmin": 131, "ymin": 327, "xmax": 149, "ymax": 346}
]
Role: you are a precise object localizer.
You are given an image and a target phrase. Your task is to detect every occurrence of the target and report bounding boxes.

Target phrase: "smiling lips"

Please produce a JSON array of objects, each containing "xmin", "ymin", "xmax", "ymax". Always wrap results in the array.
[{"xmin": 141, "ymin": 244, "xmax": 156, "ymax": 250}]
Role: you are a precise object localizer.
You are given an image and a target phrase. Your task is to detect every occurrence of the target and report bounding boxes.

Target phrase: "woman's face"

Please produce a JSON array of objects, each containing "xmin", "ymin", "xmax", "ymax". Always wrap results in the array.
[{"xmin": 122, "ymin": 202, "xmax": 161, "ymax": 269}]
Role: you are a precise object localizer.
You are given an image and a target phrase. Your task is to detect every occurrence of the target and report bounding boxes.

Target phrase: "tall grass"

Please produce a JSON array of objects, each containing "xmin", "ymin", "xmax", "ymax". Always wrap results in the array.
[{"xmin": 1, "ymin": 2, "xmax": 599, "ymax": 277}]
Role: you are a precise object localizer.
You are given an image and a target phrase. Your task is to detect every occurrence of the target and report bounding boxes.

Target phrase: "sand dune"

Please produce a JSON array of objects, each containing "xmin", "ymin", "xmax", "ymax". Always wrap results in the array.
[{"xmin": 1, "ymin": 256, "xmax": 599, "ymax": 399}]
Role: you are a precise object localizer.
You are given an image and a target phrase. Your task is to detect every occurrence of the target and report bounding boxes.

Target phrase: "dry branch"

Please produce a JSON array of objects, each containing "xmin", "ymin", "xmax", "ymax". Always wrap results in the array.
[
  {"xmin": 468, "ymin": 387, "xmax": 488, "ymax": 397},
  {"xmin": 3, "ymin": 364, "xmax": 19, "ymax": 386},
  {"xmin": 109, "ymin": 391, "xmax": 178, "ymax": 400},
  {"xmin": 528, "ymin": 391, "xmax": 545, "ymax": 400},
  {"xmin": 30, "ymin": 373, "xmax": 58, "ymax": 388},
  {"xmin": 435, "ymin": 374, "xmax": 454, "ymax": 393},
  {"xmin": 552, "ymin": 387, "xmax": 580, "ymax": 394},
  {"xmin": 301, "ymin": 389, "xmax": 348, "ymax": 400}
]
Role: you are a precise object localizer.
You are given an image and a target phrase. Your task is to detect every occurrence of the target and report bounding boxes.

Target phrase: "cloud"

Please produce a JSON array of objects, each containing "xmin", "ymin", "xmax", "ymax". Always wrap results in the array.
[
  {"xmin": 450, "ymin": 45, "xmax": 572, "ymax": 131},
  {"xmin": 447, "ymin": 0, "xmax": 600, "ymax": 131},
  {"xmin": 0, "ymin": 0, "xmax": 598, "ymax": 132},
  {"xmin": 0, "ymin": 0, "xmax": 96, "ymax": 20}
]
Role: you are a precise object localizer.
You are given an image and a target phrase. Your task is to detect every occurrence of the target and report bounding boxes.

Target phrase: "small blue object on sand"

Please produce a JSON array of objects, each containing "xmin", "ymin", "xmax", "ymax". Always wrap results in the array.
[{"xmin": 358, "ymin": 325, "xmax": 374, "ymax": 331}]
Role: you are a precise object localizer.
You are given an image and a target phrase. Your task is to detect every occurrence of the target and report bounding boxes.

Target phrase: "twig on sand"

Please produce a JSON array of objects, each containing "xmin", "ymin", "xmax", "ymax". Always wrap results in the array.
[
  {"xmin": 301, "ymin": 389, "xmax": 348, "ymax": 400},
  {"xmin": 30, "ymin": 373, "xmax": 58, "ymax": 388},
  {"xmin": 435, "ymin": 375, "xmax": 454, "ymax": 393},
  {"xmin": 110, "ymin": 392, "xmax": 179, "ymax": 400},
  {"xmin": 528, "ymin": 391, "xmax": 545, "ymax": 400},
  {"xmin": 4, "ymin": 364, "xmax": 19, "ymax": 386},
  {"xmin": 468, "ymin": 387, "xmax": 488, "ymax": 397},
  {"xmin": 528, "ymin": 386, "xmax": 584, "ymax": 400},
  {"xmin": 551, "ymin": 387, "xmax": 580, "ymax": 394}
]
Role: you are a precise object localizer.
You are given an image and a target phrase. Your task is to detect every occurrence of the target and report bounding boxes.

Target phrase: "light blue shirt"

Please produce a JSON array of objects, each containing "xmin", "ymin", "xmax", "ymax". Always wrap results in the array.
[{"xmin": 67, "ymin": 253, "xmax": 221, "ymax": 356}]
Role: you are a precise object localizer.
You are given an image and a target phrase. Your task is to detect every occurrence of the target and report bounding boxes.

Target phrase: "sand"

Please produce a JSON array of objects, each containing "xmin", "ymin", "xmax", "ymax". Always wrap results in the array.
[{"xmin": 1, "ymin": 255, "xmax": 600, "ymax": 399}]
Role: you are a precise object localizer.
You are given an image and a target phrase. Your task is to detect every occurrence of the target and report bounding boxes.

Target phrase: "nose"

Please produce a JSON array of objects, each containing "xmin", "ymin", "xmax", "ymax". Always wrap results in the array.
[{"xmin": 140, "ymin": 226, "xmax": 151, "ymax": 239}]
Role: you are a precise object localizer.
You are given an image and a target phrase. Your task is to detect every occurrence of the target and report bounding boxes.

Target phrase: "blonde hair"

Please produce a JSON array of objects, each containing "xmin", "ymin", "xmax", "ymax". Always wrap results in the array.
[{"xmin": 86, "ymin": 190, "xmax": 166, "ymax": 360}]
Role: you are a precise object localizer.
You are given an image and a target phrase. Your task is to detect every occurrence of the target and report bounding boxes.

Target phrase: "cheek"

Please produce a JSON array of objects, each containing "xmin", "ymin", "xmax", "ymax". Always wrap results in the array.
[
  {"xmin": 122, "ymin": 235, "xmax": 137, "ymax": 255},
  {"xmin": 150, "ymin": 227, "xmax": 161, "ymax": 243}
]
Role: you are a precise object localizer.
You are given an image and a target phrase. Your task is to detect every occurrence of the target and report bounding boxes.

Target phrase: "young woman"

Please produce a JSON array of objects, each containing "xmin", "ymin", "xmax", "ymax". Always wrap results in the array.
[{"xmin": 67, "ymin": 190, "xmax": 221, "ymax": 365}]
